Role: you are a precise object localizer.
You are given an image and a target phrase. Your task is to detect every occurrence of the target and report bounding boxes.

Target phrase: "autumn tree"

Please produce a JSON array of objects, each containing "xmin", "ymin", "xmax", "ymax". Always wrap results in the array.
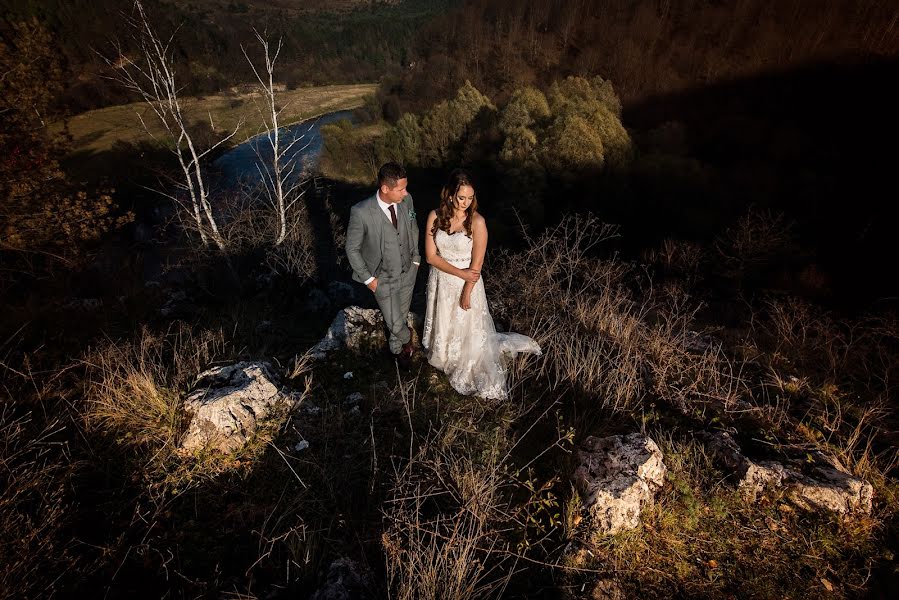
[
  {"xmin": 498, "ymin": 86, "xmax": 550, "ymax": 163},
  {"xmin": 0, "ymin": 18, "xmax": 131, "ymax": 268},
  {"xmin": 419, "ymin": 80, "xmax": 495, "ymax": 165},
  {"xmin": 542, "ymin": 76, "xmax": 633, "ymax": 171}
]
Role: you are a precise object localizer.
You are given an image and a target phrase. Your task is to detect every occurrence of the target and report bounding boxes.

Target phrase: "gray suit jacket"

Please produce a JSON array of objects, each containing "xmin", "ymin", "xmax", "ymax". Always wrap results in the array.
[{"xmin": 346, "ymin": 193, "xmax": 421, "ymax": 284}]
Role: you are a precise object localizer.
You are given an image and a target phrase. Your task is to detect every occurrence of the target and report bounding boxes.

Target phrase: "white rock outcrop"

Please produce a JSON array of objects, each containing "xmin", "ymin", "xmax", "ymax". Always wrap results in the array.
[
  {"xmin": 573, "ymin": 433, "xmax": 667, "ymax": 537},
  {"xmin": 701, "ymin": 430, "xmax": 873, "ymax": 514},
  {"xmin": 311, "ymin": 306, "xmax": 421, "ymax": 359},
  {"xmin": 787, "ymin": 466, "xmax": 874, "ymax": 515},
  {"xmin": 700, "ymin": 431, "xmax": 786, "ymax": 500},
  {"xmin": 180, "ymin": 361, "xmax": 292, "ymax": 454}
]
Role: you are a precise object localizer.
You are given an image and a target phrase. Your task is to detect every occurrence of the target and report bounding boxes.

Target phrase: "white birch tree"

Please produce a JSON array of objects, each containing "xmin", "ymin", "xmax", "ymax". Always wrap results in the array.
[
  {"xmin": 241, "ymin": 30, "xmax": 311, "ymax": 246},
  {"xmin": 105, "ymin": 1, "xmax": 239, "ymax": 251}
]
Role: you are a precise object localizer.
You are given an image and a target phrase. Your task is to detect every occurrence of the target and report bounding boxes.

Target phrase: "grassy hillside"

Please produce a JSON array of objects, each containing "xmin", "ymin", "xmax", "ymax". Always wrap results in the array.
[{"xmin": 54, "ymin": 82, "xmax": 377, "ymax": 154}]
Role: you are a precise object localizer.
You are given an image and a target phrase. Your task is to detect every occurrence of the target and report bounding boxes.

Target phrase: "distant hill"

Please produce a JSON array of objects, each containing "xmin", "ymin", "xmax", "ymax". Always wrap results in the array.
[
  {"xmin": 0, "ymin": 0, "xmax": 455, "ymax": 114},
  {"xmin": 378, "ymin": 0, "xmax": 899, "ymax": 113}
]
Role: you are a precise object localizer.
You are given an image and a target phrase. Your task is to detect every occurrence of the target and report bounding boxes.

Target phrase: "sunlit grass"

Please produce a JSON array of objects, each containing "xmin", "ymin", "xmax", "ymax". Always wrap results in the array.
[{"xmin": 52, "ymin": 82, "xmax": 376, "ymax": 154}]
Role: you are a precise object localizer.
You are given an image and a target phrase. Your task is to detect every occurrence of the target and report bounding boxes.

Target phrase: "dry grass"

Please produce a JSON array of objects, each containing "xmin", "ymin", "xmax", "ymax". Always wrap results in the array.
[
  {"xmin": 83, "ymin": 323, "xmax": 226, "ymax": 449},
  {"xmin": 0, "ymin": 404, "xmax": 76, "ymax": 600},
  {"xmin": 747, "ymin": 297, "xmax": 899, "ymax": 488},
  {"xmin": 642, "ymin": 238, "xmax": 705, "ymax": 286},
  {"xmin": 577, "ymin": 430, "xmax": 886, "ymax": 599},
  {"xmin": 382, "ymin": 378, "xmax": 575, "ymax": 600},
  {"xmin": 383, "ymin": 439, "xmax": 513, "ymax": 600},
  {"xmin": 490, "ymin": 214, "xmax": 746, "ymax": 414},
  {"xmin": 54, "ymin": 83, "xmax": 376, "ymax": 154},
  {"xmin": 80, "ymin": 323, "xmax": 237, "ymax": 497}
]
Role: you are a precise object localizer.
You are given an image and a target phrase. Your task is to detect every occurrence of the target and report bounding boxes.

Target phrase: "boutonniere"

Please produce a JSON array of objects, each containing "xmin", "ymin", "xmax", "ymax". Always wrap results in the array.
[{"xmin": 408, "ymin": 207, "xmax": 417, "ymax": 220}]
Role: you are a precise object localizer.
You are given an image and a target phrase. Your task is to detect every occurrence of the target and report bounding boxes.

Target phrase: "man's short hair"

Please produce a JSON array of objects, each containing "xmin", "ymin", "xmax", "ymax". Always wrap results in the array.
[{"xmin": 378, "ymin": 162, "xmax": 406, "ymax": 189}]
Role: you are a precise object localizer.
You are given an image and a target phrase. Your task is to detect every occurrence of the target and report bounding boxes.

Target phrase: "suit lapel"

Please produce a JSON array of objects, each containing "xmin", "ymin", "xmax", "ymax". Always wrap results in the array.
[
  {"xmin": 397, "ymin": 198, "xmax": 411, "ymax": 243},
  {"xmin": 363, "ymin": 196, "xmax": 384, "ymax": 251}
]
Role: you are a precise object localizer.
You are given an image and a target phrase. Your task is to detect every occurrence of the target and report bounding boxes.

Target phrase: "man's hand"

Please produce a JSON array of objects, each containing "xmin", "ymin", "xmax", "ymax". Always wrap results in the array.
[
  {"xmin": 367, "ymin": 278, "xmax": 378, "ymax": 292},
  {"xmin": 460, "ymin": 268, "xmax": 480, "ymax": 283}
]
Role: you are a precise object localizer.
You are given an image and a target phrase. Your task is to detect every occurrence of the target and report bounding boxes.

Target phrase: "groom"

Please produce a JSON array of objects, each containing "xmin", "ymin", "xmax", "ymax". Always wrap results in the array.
[{"xmin": 346, "ymin": 162, "xmax": 421, "ymax": 366}]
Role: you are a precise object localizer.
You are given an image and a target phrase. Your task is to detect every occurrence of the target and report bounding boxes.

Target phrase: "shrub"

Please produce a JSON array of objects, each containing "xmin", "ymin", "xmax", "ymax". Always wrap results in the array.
[
  {"xmin": 419, "ymin": 80, "xmax": 495, "ymax": 166},
  {"xmin": 0, "ymin": 19, "xmax": 133, "ymax": 266},
  {"xmin": 543, "ymin": 76, "xmax": 634, "ymax": 170},
  {"xmin": 319, "ymin": 119, "xmax": 380, "ymax": 183},
  {"xmin": 540, "ymin": 109, "xmax": 605, "ymax": 171}
]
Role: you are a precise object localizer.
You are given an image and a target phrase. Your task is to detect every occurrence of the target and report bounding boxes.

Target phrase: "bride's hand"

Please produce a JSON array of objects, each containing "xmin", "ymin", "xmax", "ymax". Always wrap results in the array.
[
  {"xmin": 460, "ymin": 268, "xmax": 480, "ymax": 283},
  {"xmin": 459, "ymin": 291, "xmax": 472, "ymax": 310}
]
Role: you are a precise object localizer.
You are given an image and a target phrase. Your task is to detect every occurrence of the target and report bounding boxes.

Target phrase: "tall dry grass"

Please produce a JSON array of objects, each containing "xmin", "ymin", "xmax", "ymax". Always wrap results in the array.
[
  {"xmin": 0, "ymin": 325, "xmax": 91, "ymax": 597},
  {"xmin": 490, "ymin": 214, "xmax": 746, "ymax": 414},
  {"xmin": 0, "ymin": 404, "xmax": 76, "ymax": 599},
  {"xmin": 82, "ymin": 324, "xmax": 226, "ymax": 464},
  {"xmin": 382, "ymin": 381, "xmax": 575, "ymax": 600},
  {"xmin": 750, "ymin": 297, "xmax": 899, "ymax": 484}
]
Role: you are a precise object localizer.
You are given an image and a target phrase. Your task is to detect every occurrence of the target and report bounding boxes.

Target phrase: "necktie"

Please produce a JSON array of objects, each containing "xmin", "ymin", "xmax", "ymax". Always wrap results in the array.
[{"xmin": 389, "ymin": 204, "xmax": 398, "ymax": 229}]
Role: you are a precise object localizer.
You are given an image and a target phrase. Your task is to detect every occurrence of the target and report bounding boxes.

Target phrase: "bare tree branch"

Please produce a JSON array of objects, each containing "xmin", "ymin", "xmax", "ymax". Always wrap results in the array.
[{"xmin": 101, "ymin": 0, "xmax": 241, "ymax": 250}]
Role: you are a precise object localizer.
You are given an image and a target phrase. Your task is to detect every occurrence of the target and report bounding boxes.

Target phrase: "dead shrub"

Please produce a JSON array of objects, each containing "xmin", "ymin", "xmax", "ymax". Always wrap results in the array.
[
  {"xmin": 183, "ymin": 185, "xmax": 318, "ymax": 281},
  {"xmin": 643, "ymin": 238, "xmax": 704, "ymax": 285},
  {"xmin": 713, "ymin": 207, "xmax": 794, "ymax": 277}
]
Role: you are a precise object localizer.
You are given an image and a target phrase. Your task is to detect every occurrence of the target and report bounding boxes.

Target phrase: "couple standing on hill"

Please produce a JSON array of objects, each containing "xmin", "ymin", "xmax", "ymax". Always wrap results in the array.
[{"xmin": 345, "ymin": 162, "xmax": 540, "ymax": 400}]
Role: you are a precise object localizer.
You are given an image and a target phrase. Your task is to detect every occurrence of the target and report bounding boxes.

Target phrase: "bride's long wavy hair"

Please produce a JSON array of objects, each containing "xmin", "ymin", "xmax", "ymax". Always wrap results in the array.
[{"xmin": 431, "ymin": 169, "xmax": 478, "ymax": 238}]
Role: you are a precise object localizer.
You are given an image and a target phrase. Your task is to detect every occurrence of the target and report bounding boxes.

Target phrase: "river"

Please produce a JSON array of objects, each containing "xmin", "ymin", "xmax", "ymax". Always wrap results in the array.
[{"xmin": 212, "ymin": 109, "xmax": 355, "ymax": 185}]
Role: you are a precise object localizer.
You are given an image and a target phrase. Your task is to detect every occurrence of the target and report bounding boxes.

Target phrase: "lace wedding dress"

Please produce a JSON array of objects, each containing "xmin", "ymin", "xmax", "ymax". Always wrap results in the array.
[{"xmin": 422, "ymin": 229, "xmax": 541, "ymax": 400}]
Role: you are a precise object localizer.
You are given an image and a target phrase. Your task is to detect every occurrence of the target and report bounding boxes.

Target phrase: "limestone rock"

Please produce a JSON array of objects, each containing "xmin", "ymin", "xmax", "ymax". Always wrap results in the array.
[
  {"xmin": 180, "ymin": 361, "xmax": 291, "ymax": 454},
  {"xmin": 700, "ymin": 431, "xmax": 785, "ymax": 500},
  {"xmin": 311, "ymin": 306, "xmax": 421, "ymax": 359},
  {"xmin": 573, "ymin": 433, "xmax": 667, "ymax": 537},
  {"xmin": 701, "ymin": 430, "xmax": 873, "ymax": 514},
  {"xmin": 742, "ymin": 460, "xmax": 787, "ymax": 499},
  {"xmin": 786, "ymin": 466, "xmax": 874, "ymax": 515}
]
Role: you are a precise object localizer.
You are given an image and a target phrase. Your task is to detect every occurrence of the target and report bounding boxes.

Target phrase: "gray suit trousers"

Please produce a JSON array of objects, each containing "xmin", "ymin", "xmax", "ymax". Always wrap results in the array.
[{"xmin": 373, "ymin": 266, "xmax": 417, "ymax": 354}]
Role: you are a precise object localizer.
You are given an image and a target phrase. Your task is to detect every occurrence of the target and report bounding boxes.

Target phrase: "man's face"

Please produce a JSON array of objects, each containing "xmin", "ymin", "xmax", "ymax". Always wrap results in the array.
[{"xmin": 380, "ymin": 177, "xmax": 408, "ymax": 204}]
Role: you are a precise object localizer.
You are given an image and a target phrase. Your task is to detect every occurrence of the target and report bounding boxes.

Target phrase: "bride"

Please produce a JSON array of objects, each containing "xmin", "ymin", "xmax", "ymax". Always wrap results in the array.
[{"xmin": 422, "ymin": 169, "xmax": 541, "ymax": 400}]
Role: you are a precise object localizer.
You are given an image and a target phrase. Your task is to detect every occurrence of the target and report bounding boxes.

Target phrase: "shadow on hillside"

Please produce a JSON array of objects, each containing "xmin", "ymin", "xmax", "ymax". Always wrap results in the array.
[{"xmin": 617, "ymin": 54, "xmax": 899, "ymax": 308}]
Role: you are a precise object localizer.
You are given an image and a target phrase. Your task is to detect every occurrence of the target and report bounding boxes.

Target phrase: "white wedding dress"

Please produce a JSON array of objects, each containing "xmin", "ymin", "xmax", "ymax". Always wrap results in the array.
[{"xmin": 422, "ymin": 229, "xmax": 541, "ymax": 400}]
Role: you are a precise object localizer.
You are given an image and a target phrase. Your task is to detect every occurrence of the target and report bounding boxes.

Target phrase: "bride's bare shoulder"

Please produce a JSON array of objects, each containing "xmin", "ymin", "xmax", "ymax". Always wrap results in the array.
[
  {"xmin": 472, "ymin": 211, "xmax": 487, "ymax": 228},
  {"xmin": 426, "ymin": 209, "xmax": 438, "ymax": 221}
]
